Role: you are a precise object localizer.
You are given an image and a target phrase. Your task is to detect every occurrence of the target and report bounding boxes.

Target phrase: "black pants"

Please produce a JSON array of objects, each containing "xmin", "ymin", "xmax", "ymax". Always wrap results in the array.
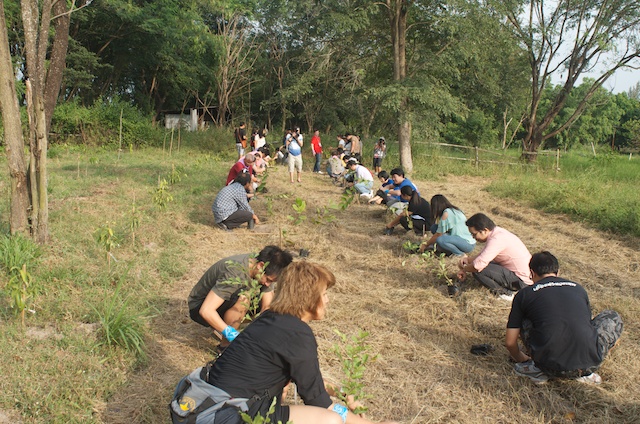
[
  {"xmin": 472, "ymin": 262, "xmax": 527, "ymax": 294},
  {"xmin": 221, "ymin": 210, "xmax": 253, "ymax": 229}
]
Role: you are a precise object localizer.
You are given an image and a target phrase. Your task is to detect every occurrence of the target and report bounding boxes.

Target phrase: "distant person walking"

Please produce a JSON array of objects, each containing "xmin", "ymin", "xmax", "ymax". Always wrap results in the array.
[
  {"xmin": 311, "ymin": 130, "xmax": 323, "ymax": 173},
  {"xmin": 373, "ymin": 137, "xmax": 386, "ymax": 174},
  {"xmin": 234, "ymin": 122, "xmax": 248, "ymax": 160},
  {"xmin": 286, "ymin": 127, "xmax": 304, "ymax": 183}
]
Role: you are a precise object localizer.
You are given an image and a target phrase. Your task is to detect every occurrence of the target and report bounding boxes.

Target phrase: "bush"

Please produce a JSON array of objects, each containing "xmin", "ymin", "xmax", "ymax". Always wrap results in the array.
[{"xmin": 51, "ymin": 98, "xmax": 162, "ymax": 147}]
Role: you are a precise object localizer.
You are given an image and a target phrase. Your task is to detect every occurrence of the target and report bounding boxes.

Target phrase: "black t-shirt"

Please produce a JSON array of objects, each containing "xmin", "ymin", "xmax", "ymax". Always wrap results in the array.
[
  {"xmin": 408, "ymin": 193, "xmax": 432, "ymax": 225},
  {"xmin": 208, "ymin": 310, "xmax": 332, "ymax": 417},
  {"xmin": 235, "ymin": 127, "xmax": 246, "ymax": 144},
  {"xmin": 507, "ymin": 276, "xmax": 600, "ymax": 372}
]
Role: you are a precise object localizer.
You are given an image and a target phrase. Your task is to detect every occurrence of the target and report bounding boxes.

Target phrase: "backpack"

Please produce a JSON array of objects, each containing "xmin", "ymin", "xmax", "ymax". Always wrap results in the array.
[
  {"xmin": 169, "ymin": 361, "xmax": 288, "ymax": 424},
  {"xmin": 169, "ymin": 365, "xmax": 249, "ymax": 424}
]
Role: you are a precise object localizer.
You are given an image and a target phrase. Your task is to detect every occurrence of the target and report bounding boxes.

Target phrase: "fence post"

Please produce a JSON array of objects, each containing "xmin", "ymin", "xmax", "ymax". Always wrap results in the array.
[
  {"xmin": 556, "ymin": 149, "xmax": 560, "ymax": 172},
  {"xmin": 475, "ymin": 146, "xmax": 479, "ymax": 169}
]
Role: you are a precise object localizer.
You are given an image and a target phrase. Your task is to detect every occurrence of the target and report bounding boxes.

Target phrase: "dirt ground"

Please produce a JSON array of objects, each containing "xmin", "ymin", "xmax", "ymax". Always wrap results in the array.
[{"xmin": 101, "ymin": 164, "xmax": 640, "ymax": 424}]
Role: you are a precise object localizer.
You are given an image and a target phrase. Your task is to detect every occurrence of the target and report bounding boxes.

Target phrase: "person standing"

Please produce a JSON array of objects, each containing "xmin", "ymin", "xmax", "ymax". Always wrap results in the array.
[
  {"xmin": 457, "ymin": 213, "xmax": 532, "ymax": 301},
  {"xmin": 506, "ymin": 251, "xmax": 623, "ymax": 384},
  {"xmin": 373, "ymin": 137, "xmax": 386, "ymax": 174},
  {"xmin": 286, "ymin": 127, "xmax": 304, "ymax": 183},
  {"xmin": 311, "ymin": 130, "xmax": 323, "ymax": 173},
  {"xmin": 234, "ymin": 122, "xmax": 248, "ymax": 160}
]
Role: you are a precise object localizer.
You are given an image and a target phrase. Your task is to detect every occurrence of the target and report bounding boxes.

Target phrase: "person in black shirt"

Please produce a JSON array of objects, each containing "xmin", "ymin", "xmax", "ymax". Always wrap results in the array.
[
  {"xmin": 207, "ymin": 261, "xmax": 399, "ymax": 424},
  {"xmin": 383, "ymin": 186, "xmax": 432, "ymax": 236},
  {"xmin": 506, "ymin": 251, "xmax": 623, "ymax": 384}
]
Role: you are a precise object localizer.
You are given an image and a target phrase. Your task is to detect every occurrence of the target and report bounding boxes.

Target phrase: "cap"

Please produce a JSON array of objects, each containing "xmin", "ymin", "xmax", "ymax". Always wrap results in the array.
[{"xmin": 379, "ymin": 137, "xmax": 385, "ymax": 142}]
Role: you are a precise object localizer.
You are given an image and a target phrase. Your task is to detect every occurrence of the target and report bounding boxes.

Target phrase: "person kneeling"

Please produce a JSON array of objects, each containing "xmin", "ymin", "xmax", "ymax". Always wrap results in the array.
[
  {"xmin": 187, "ymin": 246, "xmax": 293, "ymax": 353},
  {"xmin": 212, "ymin": 172, "xmax": 260, "ymax": 231},
  {"xmin": 189, "ymin": 261, "xmax": 399, "ymax": 424},
  {"xmin": 506, "ymin": 251, "xmax": 623, "ymax": 384}
]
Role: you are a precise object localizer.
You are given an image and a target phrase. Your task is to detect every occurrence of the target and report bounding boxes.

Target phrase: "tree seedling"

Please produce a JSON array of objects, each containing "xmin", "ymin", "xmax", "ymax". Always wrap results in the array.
[
  {"xmin": 94, "ymin": 223, "xmax": 119, "ymax": 270},
  {"xmin": 153, "ymin": 177, "xmax": 174, "ymax": 209},
  {"xmin": 8, "ymin": 264, "xmax": 32, "ymax": 327},
  {"xmin": 332, "ymin": 330, "xmax": 377, "ymax": 415}
]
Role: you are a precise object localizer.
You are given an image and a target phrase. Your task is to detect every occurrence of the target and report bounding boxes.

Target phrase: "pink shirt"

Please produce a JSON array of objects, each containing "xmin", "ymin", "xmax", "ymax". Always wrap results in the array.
[{"xmin": 472, "ymin": 226, "xmax": 532, "ymax": 285}]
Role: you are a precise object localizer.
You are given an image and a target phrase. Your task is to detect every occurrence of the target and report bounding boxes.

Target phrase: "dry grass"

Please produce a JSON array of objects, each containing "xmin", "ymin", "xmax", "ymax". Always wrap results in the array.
[
  {"xmin": 96, "ymin": 163, "xmax": 640, "ymax": 424},
  {"xmin": 3, "ymin": 153, "xmax": 633, "ymax": 424}
]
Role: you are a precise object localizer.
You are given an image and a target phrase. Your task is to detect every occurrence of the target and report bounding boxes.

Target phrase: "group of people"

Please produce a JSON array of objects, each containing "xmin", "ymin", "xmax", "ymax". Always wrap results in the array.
[{"xmin": 189, "ymin": 127, "xmax": 624, "ymax": 423}]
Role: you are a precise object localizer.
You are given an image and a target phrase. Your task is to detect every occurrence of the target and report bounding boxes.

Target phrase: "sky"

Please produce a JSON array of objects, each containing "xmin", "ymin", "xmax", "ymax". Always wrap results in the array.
[{"xmin": 601, "ymin": 68, "xmax": 640, "ymax": 94}]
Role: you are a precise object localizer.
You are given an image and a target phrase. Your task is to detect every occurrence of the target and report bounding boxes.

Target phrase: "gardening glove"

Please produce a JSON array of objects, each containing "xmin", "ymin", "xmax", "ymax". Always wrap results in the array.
[{"xmin": 222, "ymin": 325, "xmax": 239, "ymax": 342}]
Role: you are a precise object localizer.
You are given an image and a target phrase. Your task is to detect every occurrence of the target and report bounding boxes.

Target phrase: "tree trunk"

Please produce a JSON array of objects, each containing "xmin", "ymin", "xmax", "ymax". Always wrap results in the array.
[
  {"xmin": 0, "ymin": 0, "xmax": 30, "ymax": 235},
  {"xmin": 44, "ymin": 0, "xmax": 70, "ymax": 133},
  {"xmin": 22, "ymin": 0, "xmax": 52, "ymax": 243},
  {"xmin": 388, "ymin": 0, "xmax": 413, "ymax": 173},
  {"xmin": 521, "ymin": 126, "xmax": 543, "ymax": 162}
]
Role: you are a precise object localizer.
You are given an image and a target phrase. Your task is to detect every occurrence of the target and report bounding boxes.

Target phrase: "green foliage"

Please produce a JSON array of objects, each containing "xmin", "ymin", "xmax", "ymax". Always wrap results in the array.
[
  {"xmin": 94, "ymin": 223, "xmax": 120, "ymax": 269},
  {"xmin": 51, "ymin": 98, "xmax": 161, "ymax": 147},
  {"xmin": 0, "ymin": 233, "xmax": 41, "ymax": 275},
  {"xmin": 221, "ymin": 257, "xmax": 264, "ymax": 322},
  {"xmin": 7, "ymin": 265, "xmax": 32, "ymax": 325},
  {"xmin": 168, "ymin": 164, "xmax": 187, "ymax": 185},
  {"xmin": 339, "ymin": 188, "xmax": 356, "ymax": 210},
  {"xmin": 313, "ymin": 204, "xmax": 337, "ymax": 224},
  {"xmin": 152, "ymin": 178, "xmax": 174, "ymax": 209},
  {"xmin": 332, "ymin": 330, "xmax": 377, "ymax": 415},
  {"xmin": 402, "ymin": 240, "xmax": 421, "ymax": 254},
  {"xmin": 91, "ymin": 280, "xmax": 149, "ymax": 361},
  {"xmin": 288, "ymin": 198, "xmax": 307, "ymax": 225},
  {"xmin": 239, "ymin": 397, "xmax": 291, "ymax": 424},
  {"xmin": 128, "ymin": 200, "xmax": 141, "ymax": 246}
]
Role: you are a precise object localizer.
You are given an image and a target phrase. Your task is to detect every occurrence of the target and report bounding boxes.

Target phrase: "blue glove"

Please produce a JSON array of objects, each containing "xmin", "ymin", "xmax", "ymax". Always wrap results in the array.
[{"xmin": 222, "ymin": 326, "xmax": 239, "ymax": 342}]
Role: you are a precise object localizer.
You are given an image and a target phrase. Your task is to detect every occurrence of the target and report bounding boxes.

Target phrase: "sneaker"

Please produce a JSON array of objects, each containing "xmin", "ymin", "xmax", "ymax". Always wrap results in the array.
[
  {"xmin": 248, "ymin": 219, "xmax": 255, "ymax": 230},
  {"xmin": 217, "ymin": 223, "xmax": 229, "ymax": 231},
  {"xmin": 360, "ymin": 192, "xmax": 372, "ymax": 200},
  {"xmin": 575, "ymin": 372, "xmax": 602, "ymax": 384},
  {"xmin": 383, "ymin": 227, "xmax": 394, "ymax": 236},
  {"xmin": 499, "ymin": 293, "xmax": 515, "ymax": 302},
  {"xmin": 317, "ymin": 171, "xmax": 324, "ymax": 174},
  {"xmin": 513, "ymin": 360, "xmax": 549, "ymax": 384}
]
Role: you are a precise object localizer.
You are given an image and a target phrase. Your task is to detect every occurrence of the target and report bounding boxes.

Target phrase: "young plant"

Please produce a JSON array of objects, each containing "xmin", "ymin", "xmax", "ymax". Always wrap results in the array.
[
  {"xmin": 153, "ymin": 178, "xmax": 174, "ymax": 209},
  {"xmin": 313, "ymin": 204, "xmax": 337, "ymax": 224},
  {"xmin": 168, "ymin": 164, "xmax": 186, "ymax": 185},
  {"xmin": 402, "ymin": 240, "xmax": 421, "ymax": 254},
  {"xmin": 239, "ymin": 397, "xmax": 291, "ymax": 424},
  {"xmin": 339, "ymin": 188, "xmax": 356, "ymax": 210},
  {"xmin": 332, "ymin": 330, "xmax": 377, "ymax": 415},
  {"xmin": 8, "ymin": 264, "xmax": 32, "ymax": 327},
  {"xmin": 129, "ymin": 198, "xmax": 141, "ymax": 246},
  {"xmin": 94, "ymin": 223, "xmax": 120, "ymax": 270},
  {"xmin": 288, "ymin": 198, "xmax": 307, "ymax": 225},
  {"xmin": 220, "ymin": 257, "xmax": 265, "ymax": 323}
]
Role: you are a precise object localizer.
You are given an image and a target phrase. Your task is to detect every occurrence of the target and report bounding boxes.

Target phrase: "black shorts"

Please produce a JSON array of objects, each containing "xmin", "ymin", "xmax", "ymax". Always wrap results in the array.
[
  {"xmin": 373, "ymin": 157, "xmax": 382, "ymax": 168},
  {"xmin": 189, "ymin": 288, "xmax": 243, "ymax": 327}
]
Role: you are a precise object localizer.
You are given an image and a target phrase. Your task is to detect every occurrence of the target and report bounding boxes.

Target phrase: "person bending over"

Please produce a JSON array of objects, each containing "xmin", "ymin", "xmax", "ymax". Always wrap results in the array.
[
  {"xmin": 198, "ymin": 261, "xmax": 399, "ymax": 424},
  {"xmin": 419, "ymin": 194, "xmax": 475, "ymax": 256},
  {"xmin": 506, "ymin": 251, "xmax": 623, "ymax": 384},
  {"xmin": 384, "ymin": 186, "xmax": 432, "ymax": 236},
  {"xmin": 187, "ymin": 245, "xmax": 293, "ymax": 353},
  {"xmin": 457, "ymin": 213, "xmax": 532, "ymax": 301},
  {"xmin": 212, "ymin": 172, "xmax": 259, "ymax": 230}
]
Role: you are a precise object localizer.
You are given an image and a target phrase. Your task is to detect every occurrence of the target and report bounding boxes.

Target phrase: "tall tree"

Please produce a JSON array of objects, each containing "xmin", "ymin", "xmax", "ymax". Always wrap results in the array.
[
  {"xmin": 0, "ymin": 0, "xmax": 29, "ymax": 235},
  {"xmin": 499, "ymin": 0, "xmax": 640, "ymax": 161}
]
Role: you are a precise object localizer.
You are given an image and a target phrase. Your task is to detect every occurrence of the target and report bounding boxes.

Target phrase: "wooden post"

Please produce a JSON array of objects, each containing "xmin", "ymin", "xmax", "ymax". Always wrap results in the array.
[
  {"xmin": 118, "ymin": 108, "xmax": 123, "ymax": 161},
  {"xmin": 556, "ymin": 149, "xmax": 560, "ymax": 172},
  {"xmin": 474, "ymin": 146, "xmax": 479, "ymax": 169}
]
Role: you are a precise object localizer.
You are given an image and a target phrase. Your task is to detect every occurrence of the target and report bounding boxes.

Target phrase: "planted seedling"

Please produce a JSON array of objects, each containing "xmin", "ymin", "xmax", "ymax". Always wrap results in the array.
[
  {"xmin": 153, "ymin": 177, "xmax": 174, "ymax": 210},
  {"xmin": 332, "ymin": 329, "xmax": 377, "ymax": 415},
  {"xmin": 288, "ymin": 198, "xmax": 307, "ymax": 225},
  {"xmin": 94, "ymin": 223, "xmax": 120, "ymax": 270},
  {"xmin": 8, "ymin": 264, "xmax": 32, "ymax": 327},
  {"xmin": 239, "ymin": 397, "xmax": 291, "ymax": 424}
]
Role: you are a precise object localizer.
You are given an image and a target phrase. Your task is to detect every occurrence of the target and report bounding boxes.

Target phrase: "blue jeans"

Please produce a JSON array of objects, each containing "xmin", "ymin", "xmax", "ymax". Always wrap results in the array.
[
  {"xmin": 354, "ymin": 180, "xmax": 373, "ymax": 194},
  {"xmin": 313, "ymin": 153, "xmax": 322, "ymax": 172},
  {"xmin": 436, "ymin": 235, "xmax": 475, "ymax": 256}
]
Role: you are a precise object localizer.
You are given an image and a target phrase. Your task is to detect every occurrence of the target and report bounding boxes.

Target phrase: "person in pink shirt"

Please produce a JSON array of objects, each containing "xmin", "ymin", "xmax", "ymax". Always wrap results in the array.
[{"xmin": 457, "ymin": 213, "xmax": 532, "ymax": 301}]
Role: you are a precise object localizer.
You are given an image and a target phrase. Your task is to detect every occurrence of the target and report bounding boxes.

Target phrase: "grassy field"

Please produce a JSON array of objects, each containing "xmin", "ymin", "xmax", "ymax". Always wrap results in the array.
[{"xmin": 0, "ymin": 135, "xmax": 638, "ymax": 423}]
